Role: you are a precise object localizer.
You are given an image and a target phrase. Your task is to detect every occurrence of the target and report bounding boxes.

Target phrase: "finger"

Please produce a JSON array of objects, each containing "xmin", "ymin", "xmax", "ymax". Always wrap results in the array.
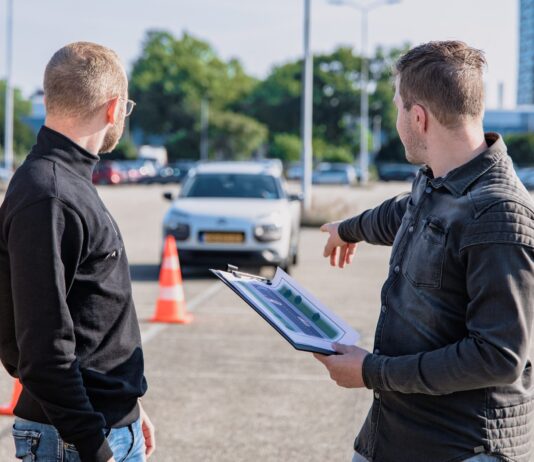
[
  {"xmin": 323, "ymin": 239, "xmax": 334, "ymax": 258},
  {"xmin": 313, "ymin": 352, "xmax": 329, "ymax": 364},
  {"xmin": 346, "ymin": 244, "xmax": 357, "ymax": 264},
  {"xmin": 330, "ymin": 247, "xmax": 338, "ymax": 267},
  {"xmin": 338, "ymin": 246, "xmax": 347, "ymax": 268},
  {"xmin": 147, "ymin": 440, "xmax": 155, "ymax": 458},
  {"xmin": 146, "ymin": 428, "xmax": 156, "ymax": 457},
  {"xmin": 332, "ymin": 342, "xmax": 352, "ymax": 354},
  {"xmin": 319, "ymin": 223, "xmax": 330, "ymax": 233}
]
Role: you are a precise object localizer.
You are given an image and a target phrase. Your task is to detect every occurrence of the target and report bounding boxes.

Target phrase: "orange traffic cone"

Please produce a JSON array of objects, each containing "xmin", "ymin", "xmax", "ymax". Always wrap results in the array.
[
  {"xmin": 150, "ymin": 235, "xmax": 192, "ymax": 324},
  {"xmin": 0, "ymin": 379, "xmax": 22, "ymax": 415}
]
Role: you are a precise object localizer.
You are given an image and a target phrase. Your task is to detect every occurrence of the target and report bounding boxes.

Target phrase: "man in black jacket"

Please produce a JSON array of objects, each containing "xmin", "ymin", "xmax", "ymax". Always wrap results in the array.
[
  {"xmin": 316, "ymin": 41, "xmax": 534, "ymax": 461},
  {"xmin": 0, "ymin": 42, "xmax": 154, "ymax": 462}
]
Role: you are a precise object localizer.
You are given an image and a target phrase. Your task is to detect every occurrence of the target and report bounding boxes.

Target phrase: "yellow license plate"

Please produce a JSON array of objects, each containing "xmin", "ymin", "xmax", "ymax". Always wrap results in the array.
[{"xmin": 203, "ymin": 232, "xmax": 245, "ymax": 243}]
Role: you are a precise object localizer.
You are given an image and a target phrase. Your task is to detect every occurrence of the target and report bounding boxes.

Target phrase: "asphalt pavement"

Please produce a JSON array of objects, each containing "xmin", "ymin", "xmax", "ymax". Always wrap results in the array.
[{"xmin": 2, "ymin": 181, "xmax": 527, "ymax": 461}]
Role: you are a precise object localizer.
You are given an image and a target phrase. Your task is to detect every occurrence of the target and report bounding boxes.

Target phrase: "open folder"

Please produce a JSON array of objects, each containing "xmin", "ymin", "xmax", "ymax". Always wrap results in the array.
[{"xmin": 211, "ymin": 265, "xmax": 360, "ymax": 355}]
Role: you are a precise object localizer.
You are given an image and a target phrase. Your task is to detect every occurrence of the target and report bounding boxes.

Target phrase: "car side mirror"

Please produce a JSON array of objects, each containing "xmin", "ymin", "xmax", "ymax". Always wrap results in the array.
[
  {"xmin": 163, "ymin": 192, "xmax": 174, "ymax": 201},
  {"xmin": 288, "ymin": 193, "xmax": 304, "ymax": 202}
]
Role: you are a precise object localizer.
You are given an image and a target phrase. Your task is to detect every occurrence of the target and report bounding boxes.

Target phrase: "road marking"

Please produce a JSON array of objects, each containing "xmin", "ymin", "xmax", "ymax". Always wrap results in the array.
[
  {"xmin": 141, "ymin": 282, "xmax": 222, "ymax": 344},
  {"xmin": 0, "ymin": 282, "xmax": 224, "ymax": 441}
]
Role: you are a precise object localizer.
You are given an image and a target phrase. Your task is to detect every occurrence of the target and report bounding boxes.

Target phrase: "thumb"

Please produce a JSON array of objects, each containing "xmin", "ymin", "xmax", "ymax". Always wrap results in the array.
[{"xmin": 320, "ymin": 223, "xmax": 330, "ymax": 233}]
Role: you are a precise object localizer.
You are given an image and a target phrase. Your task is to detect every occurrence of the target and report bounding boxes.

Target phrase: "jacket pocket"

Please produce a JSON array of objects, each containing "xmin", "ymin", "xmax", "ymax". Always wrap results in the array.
[
  {"xmin": 404, "ymin": 216, "xmax": 447, "ymax": 288},
  {"xmin": 12, "ymin": 428, "xmax": 41, "ymax": 461}
]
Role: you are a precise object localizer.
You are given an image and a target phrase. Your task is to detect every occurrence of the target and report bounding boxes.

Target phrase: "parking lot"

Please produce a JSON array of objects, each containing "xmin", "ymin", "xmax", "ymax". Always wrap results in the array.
[{"xmin": 0, "ymin": 181, "xmax": 533, "ymax": 461}]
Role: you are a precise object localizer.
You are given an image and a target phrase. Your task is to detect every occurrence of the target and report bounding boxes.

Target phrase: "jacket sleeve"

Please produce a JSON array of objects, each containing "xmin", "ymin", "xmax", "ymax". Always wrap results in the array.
[
  {"xmin": 8, "ymin": 198, "xmax": 113, "ymax": 462},
  {"xmin": 338, "ymin": 193, "xmax": 410, "ymax": 245},
  {"xmin": 362, "ymin": 241, "xmax": 534, "ymax": 394}
]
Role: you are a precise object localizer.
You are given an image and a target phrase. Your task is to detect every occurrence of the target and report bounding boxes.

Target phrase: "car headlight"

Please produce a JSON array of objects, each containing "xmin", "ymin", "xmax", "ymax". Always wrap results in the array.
[
  {"xmin": 254, "ymin": 212, "xmax": 284, "ymax": 242},
  {"xmin": 165, "ymin": 210, "xmax": 190, "ymax": 241},
  {"xmin": 254, "ymin": 223, "xmax": 283, "ymax": 242}
]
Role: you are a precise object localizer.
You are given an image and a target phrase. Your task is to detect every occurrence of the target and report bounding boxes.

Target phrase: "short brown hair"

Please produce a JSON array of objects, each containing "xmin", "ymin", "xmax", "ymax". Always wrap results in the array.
[
  {"xmin": 44, "ymin": 42, "xmax": 127, "ymax": 119},
  {"xmin": 395, "ymin": 41, "xmax": 486, "ymax": 129}
]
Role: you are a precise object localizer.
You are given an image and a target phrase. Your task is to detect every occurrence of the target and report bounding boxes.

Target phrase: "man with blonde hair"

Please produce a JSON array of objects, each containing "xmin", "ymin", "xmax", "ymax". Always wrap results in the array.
[
  {"xmin": 317, "ymin": 41, "xmax": 534, "ymax": 461},
  {"xmin": 0, "ymin": 42, "xmax": 154, "ymax": 462}
]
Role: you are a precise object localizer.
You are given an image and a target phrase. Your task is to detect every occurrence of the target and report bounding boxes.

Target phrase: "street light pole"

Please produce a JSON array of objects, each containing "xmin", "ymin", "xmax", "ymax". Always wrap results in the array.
[
  {"xmin": 200, "ymin": 97, "xmax": 209, "ymax": 162},
  {"xmin": 301, "ymin": 0, "xmax": 313, "ymax": 212},
  {"xmin": 359, "ymin": 7, "xmax": 369, "ymax": 184},
  {"xmin": 328, "ymin": 0, "xmax": 400, "ymax": 185},
  {"xmin": 4, "ymin": 0, "xmax": 14, "ymax": 172}
]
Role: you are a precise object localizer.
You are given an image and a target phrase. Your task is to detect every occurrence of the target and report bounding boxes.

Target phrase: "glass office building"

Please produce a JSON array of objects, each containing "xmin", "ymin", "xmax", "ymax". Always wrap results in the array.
[{"xmin": 518, "ymin": 0, "xmax": 534, "ymax": 105}]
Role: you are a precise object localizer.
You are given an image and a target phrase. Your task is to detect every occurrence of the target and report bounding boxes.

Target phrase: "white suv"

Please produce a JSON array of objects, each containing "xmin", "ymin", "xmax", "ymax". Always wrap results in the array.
[{"xmin": 162, "ymin": 162, "xmax": 302, "ymax": 272}]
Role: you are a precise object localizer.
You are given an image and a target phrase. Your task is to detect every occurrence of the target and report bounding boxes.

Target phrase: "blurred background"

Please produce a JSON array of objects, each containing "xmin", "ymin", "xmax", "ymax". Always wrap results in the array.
[
  {"xmin": 1, "ymin": 2, "xmax": 534, "ymax": 461},
  {"xmin": 1, "ymin": 0, "xmax": 532, "ymax": 189}
]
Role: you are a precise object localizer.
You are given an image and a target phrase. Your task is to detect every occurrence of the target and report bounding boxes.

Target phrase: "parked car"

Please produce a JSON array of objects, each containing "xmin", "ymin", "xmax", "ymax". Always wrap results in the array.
[
  {"xmin": 286, "ymin": 162, "xmax": 303, "ymax": 181},
  {"xmin": 162, "ymin": 162, "xmax": 302, "ymax": 272},
  {"xmin": 312, "ymin": 162, "xmax": 357, "ymax": 185},
  {"xmin": 377, "ymin": 163, "xmax": 420, "ymax": 182},
  {"xmin": 141, "ymin": 161, "xmax": 196, "ymax": 184},
  {"xmin": 92, "ymin": 161, "xmax": 127, "ymax": 185}
]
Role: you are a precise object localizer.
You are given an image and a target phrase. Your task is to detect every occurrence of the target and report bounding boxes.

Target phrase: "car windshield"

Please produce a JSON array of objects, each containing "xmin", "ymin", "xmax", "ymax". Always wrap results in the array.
[{"xmin": 181, "ymin": 173, "xmax": 281, "ymax": 199}]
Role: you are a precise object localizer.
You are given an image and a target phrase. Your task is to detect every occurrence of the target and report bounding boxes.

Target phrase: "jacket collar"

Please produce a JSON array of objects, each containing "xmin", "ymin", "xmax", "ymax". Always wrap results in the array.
[
  {"xmin": 423, "ymin": 133, "xmax": 508, "ymax": 196},
  {"xmin": 31, "ymin": 125, "xmax": 100, "ymax": 181}
]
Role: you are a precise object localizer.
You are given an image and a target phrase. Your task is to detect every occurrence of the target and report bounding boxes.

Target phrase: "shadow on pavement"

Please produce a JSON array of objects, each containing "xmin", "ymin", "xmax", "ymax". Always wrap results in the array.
[
  {"xmin": 129, "ymin": 264, "xmax": 160, "ymax": 281},
  {"xmin": 129, "ymin": 263, "xmax": 218, "ymax": 281}
]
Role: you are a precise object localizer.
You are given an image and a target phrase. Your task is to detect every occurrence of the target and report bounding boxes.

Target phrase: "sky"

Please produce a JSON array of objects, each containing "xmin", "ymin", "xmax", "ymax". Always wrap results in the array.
[{"xmin": 0, "ymin": 0, "xmax": 519, "ymax": 109}]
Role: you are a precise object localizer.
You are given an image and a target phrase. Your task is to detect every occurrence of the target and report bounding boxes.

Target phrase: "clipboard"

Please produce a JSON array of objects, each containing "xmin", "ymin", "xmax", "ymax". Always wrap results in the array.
[{"xmin": 210, "ymin": 265, "xmax": 360, "ymax": 355}]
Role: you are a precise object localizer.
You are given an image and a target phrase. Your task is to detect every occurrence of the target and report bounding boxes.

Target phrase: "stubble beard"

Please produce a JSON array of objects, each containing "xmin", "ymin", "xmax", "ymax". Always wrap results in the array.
[
  {"xmin": 99, "ymin": 116, "xmax": 125, "ymax": 154},
  {"xmin": 403, "ymin": 122, "xmax": 427, "ymax": 166}
]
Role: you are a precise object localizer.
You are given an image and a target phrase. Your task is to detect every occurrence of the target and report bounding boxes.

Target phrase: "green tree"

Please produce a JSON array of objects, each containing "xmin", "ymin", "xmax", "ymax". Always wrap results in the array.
[
  {"xmin": 375, "ymin": 136, "xmax": 407, "ymax": 164},
  {"xmin": 269, "ymin": 133, "xmax": 301, "ymax": 162},
  {"xmin": 504, "ymin": 133, "xmax": 534, "ymax": 166},
  {"xmin": 238, "ymin": 45, "xmax": 408, "ymax": 153},
  {"xmin": 106, "ymin": 138, "xmax": 138, "ymax": 160},
  {"xmin": 0, "ymin": 81, "xmax": 35, "ymax": 162},
  {"xmin": 207, "ymin": 111, "xmax": 267, "ymax": 160},
  {"xmin": 129, "ymin": 30, "xmax": 258, "ymax": 160},
  {"xmin": 313, "ymin": 138, "xmax": 353, "ymax": 163}
]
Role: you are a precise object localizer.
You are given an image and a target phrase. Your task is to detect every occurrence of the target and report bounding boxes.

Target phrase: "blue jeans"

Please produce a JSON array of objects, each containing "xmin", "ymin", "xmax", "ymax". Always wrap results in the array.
[
  {"xmin": 12, "ymin": 417, "xmax": 145, "ymax": 461},
  {"xmin": 353, "ymin": 452, "xmax": 501, "ymax": 461}
]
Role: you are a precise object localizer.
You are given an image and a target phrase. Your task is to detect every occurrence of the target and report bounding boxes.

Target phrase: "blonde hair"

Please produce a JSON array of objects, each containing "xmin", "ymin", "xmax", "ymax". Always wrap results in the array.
[{"xmin": 44, "ymin": 42, "xmax": 127, "ymax": 120}]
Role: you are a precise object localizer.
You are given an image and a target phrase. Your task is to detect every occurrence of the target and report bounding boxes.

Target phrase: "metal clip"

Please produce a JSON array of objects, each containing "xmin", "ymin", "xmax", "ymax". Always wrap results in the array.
[{"xmin": 226, "ymin": 264, "xmax": 271, "ymax": 283}]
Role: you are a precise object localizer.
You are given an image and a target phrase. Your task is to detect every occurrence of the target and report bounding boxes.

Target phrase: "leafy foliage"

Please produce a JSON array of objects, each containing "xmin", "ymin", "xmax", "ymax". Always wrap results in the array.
[
  {"xmin": 0, "ymin": 80, "xmax": 35, "ymax": 162},
  {"xmin": 269, "ymin": 133, "xmax": 301, "ymax": 162},
  {"xmin": 374, "ymin": 136, "xmax": 407, "ymax": 164},
  {"xmin": 129, "ymin": 30, "xmax": 407, "ymax": 163},
  {"xmin": 129, "ymin": 31, "xmax": 259, "ymax": 161},
  {"xmin": 504, "ymin": 133, "xmax": 534, "ymax": 166}
]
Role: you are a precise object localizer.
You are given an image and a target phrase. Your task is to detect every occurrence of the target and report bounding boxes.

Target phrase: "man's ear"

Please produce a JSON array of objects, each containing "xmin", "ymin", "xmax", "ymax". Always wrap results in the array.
[
  {"xmin": 412, "ymin": 103, "xmax": 428, "ymax": 134},
  {"xmin": 106, "ymin": 97, "xmax": 120, "ymax": 125}
]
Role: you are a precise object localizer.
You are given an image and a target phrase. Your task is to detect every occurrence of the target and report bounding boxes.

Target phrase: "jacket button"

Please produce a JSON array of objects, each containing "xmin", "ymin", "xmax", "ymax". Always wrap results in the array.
[
  {"xmin": 374, "ymin": 349, "xmax": 380, "ymax": 355},
  {"xmin": 374, "ymin": 392, "xmax": 380, "ymax": 399},
  {"xmin": 394, "ymin": 265, "xmax": 400, "ymax": 273},
  {"xmin": 381, "ymin": 305, "xmax": 387, "ymax": 313},
  {"xmin": 425, "ymin": 186, "xmax": 432, "ymax": 194},
  {"xmin": 408, "ymin": 226, "xmax": 414, "ymax": 233}
]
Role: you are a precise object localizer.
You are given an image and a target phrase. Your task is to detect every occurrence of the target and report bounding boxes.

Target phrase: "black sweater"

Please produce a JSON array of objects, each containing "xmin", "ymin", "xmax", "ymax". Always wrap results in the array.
[{"xmin": 0, "ymin": 127, "xmax": 147, "ymax": 462}]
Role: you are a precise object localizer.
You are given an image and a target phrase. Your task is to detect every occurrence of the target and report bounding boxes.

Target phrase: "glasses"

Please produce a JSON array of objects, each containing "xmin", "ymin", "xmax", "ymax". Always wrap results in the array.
[{"xmin": 120, "ymin": 98, "xmax": 136, "ymax": 117}]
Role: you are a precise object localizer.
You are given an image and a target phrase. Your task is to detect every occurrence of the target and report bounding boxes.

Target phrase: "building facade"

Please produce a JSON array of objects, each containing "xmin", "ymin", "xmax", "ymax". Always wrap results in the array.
[{"xmin": 518, "ymin": 0, "xmax": 534, "ymax": 105}]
